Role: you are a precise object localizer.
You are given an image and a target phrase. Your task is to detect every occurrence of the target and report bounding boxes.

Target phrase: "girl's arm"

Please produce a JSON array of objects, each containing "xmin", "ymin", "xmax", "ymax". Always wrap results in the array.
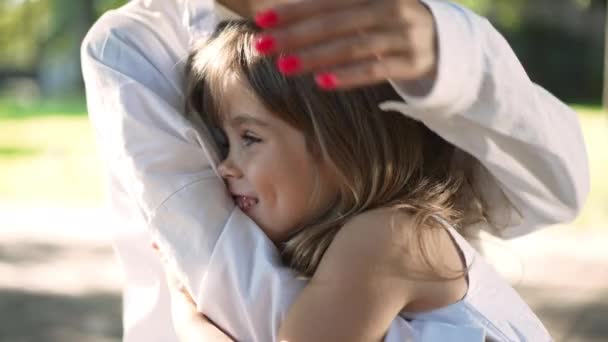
[
  {"xmin": 277, "ymin": 209, "xmax": 467, "ymax": 342},
  {"xmin": 278, "ymin": 216, "xmax": 410, "ymax": 342},
  {"xmin": 383, "ymin": 0, "xmax": 589, "ymax": 237}
]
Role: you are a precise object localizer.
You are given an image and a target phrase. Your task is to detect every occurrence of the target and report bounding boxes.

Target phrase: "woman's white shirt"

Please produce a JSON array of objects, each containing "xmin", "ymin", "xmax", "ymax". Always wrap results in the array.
[{"xmin": 81, "ymin": 0, "xmax": 588, "ymax": 340}]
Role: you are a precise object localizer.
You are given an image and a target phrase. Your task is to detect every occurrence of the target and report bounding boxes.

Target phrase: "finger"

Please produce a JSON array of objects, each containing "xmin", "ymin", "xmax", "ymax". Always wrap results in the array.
[
  {"xmin": 315, "ymin": 54, "xmax": 436, "ymax": 91},
  {"xmin": 264, "ymin": 2, "xmax": 384, "ymax": 53},
  {"xmin": 256, "ymin": 0, "xmax": 370, "ymax": 28},
  {"xmin": 279, "ymin": 30, "xmax": 409, "ymax": 76}
]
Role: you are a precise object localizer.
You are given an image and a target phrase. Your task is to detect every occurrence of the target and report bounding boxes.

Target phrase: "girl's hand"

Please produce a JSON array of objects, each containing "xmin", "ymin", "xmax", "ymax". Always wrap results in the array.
[
  {"xmin": 152, "ymin": 243, "xmax": 235, "ymax": 342},
  {"xmin": 253, "ymin": 0, "xmax": 438, "ymax": 91}
]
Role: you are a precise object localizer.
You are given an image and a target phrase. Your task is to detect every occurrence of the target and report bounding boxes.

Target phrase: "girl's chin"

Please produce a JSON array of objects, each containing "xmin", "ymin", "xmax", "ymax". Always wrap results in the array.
[
  {"xmin": 245, "ymin": 211, "xmax": 267, "ymax": 231},
  {"xmin": 243, "ymin": 211, "xmax": 297, "ymax": 243},
  {"xmin": 254, "ymin": 220, "xmax": 291, "ymax": 243}
]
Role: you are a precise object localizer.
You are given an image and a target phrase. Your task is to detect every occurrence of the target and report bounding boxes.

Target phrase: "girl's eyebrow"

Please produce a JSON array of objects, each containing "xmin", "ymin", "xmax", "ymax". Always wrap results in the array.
[{"xmin": 228, "ymin": 114, "xmax": 269, "ymax": 128}]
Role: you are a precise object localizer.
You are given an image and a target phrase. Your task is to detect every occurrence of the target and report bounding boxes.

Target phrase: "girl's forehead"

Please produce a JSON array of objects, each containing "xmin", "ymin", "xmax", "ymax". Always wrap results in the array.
[
  {"xmin": 216, "ymin": 71, "xmax": 275, "ymax": 125},
  {"xmin": 217, "ymin": 71, "xmax": 258, "ymax": 108},
  {"xmin": 210, "ymin": 71, "xmax": 250, "ymax": 123},
  {"xmin": 219, "ymin": 69, "xmax": 254, "ymax": 94}
]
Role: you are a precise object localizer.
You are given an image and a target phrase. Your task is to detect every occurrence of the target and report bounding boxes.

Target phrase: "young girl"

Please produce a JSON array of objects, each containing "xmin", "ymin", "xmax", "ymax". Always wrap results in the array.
[{"xmin": 181, "ymin": 19, "xmax": 552, "ymax": 341}]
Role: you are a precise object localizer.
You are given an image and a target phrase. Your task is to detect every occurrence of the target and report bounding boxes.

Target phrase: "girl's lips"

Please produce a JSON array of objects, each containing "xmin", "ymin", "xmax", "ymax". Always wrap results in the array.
[{"xmin": 234, "ymin": 195, "xmax": 258, "ymax": 211}]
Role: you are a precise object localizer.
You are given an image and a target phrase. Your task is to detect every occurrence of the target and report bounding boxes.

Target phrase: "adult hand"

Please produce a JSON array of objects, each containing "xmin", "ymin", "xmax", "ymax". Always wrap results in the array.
[
  {"xmin": 253, "ymin": 0, "xmax": 438, "ymax": 91},
  {"xmin": 152, "ymin": 243, "xmax": 235, "ymax": 342},
  {"xmin": 217, "ymin": 0, "xmax": 298, "ymax": 18}
]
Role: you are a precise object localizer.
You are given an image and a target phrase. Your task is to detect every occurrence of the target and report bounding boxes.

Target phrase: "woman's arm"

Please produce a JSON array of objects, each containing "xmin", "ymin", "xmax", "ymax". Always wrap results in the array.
[
  {"xmin": 383, "ymin": 0, "xmax": 589, "ymax": 237},
  {"xmin": 253, "ymin": 0, "xmax": 589, "ymax": 237},
  {"xmin": 277, "ymin": 209, "xmax": 466, "ymax": 342}
]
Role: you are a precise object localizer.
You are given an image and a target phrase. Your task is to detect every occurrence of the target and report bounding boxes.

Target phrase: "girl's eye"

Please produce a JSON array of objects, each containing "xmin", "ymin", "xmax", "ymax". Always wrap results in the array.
[
  {"xmin": 241, "ymin": 131, "xmax": 261, "ymax": 146},
  {"xmin": 213, "ymin": 128, "xmax": 229, "ymax": 158}
]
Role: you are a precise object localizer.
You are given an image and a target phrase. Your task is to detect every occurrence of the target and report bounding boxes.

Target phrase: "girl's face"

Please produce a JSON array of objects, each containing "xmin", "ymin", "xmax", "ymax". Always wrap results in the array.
[{"xmin": 216, "ymin": 73, "xmax": 339, "ymax": 243}]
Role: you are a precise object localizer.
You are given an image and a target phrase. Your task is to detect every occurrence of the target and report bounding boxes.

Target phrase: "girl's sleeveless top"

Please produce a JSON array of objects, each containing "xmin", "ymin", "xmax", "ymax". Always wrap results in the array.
[{"xmin": 398, "ymin": 218, "xmax": 553, "ymax": 342}]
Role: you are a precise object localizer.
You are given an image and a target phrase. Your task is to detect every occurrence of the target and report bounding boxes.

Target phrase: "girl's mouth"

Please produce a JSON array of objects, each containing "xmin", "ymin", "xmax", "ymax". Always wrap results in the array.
[{"xmin": 234, "ymin": 195, "xmax": 259, "ymax": 211}]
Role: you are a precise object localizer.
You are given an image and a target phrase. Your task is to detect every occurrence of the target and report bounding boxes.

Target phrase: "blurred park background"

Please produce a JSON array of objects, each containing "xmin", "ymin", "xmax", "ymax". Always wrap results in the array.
[{"xmin": 0, "ymin": 0, "xmax": 607, "ymax": 341}]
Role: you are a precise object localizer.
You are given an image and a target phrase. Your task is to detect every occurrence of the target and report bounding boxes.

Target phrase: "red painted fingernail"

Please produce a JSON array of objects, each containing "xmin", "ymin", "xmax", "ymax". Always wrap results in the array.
[
  {"xmin": 255, "ymin": 9, "xmax": 279, "ymax": 28},
  {"xmin": 315, "ymin": 73, "xmax": 338, "ymax": 90},
  {"xmin": 277, "ymin": 55, "xmax": 302, "ymax": 75},
  {"xmin": 152, "ymin": 242, "xmax": 159, "ymax": 250},
  {"xmin": 254, "ymin": 34, "xmax": 276, "ymax": 54}
]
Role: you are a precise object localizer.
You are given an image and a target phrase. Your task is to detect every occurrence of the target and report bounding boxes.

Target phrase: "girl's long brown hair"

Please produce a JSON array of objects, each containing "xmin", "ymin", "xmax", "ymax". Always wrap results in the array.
[{"xmin": 185, "ymin": 20, "xmax": 486, "ymax": 278}]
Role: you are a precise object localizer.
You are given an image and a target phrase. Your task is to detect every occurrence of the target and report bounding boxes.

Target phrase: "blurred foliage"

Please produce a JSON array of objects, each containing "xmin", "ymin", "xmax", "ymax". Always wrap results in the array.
[
  {"xmin": 459, "ymin": 0, "xmax": 528, "ymax": 29},
  {"xmin": 0, "ymin": 0, "xmax": 606, "ymax": 102},
  {"xmin": 0, "ymin": 0, "xmax": 127, "ymax": 68},
  {"xmin": 460, "ymin": 0, "xmax": 606, "ymax": 28},
  {"xmin": 0, "ymin": 0, "xmax": 129, "ymax": 96},
  {"xmin": 461, "ymin": 0, "xmax": 606, "ymax": 103}
]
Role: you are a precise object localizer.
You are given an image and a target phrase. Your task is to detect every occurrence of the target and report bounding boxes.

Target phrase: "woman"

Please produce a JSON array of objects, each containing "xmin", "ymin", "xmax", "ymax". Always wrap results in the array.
[{"xmin": 83, "ymin": 0, "xmax": 588, "ymax": 340}]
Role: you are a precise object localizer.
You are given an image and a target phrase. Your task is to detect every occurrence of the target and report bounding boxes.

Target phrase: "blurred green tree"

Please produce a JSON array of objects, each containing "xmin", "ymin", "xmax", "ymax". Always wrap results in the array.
[
  {"xmin": 0, "ymin": 0, "xmax": 128, "ymax": 96},
  {"xmin": 461, "ymin": 0, "xmax": 606, "ymax": 104},
  {"xmin": 0, "ymin": 0, "xmax": 605, "ymax": 103}
]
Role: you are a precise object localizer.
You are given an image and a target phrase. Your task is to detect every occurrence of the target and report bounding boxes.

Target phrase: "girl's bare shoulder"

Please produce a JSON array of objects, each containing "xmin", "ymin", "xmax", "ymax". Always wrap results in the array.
[
  {"xmin": 318, "ymin": 207, "xmax": 467, "ymax": 310},
  {"xmin": 310, "ymin": 208, "xmax": 420, "ymax": 311},
  {"xmin": 336, "ymin": 208, "xmax": 421, "ymax": 273},
  {"xmin": 316, "ymin": 207, "xmax": 420, "ymax": 285},
  {"xmin": 342, "ymin": 207, "xmax": 465, "ymax": 275}
]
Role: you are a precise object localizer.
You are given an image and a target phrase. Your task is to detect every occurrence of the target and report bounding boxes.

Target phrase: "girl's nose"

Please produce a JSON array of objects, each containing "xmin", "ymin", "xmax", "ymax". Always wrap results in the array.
[{"xmin": 218, "ymin": 158, "xmax": 242, "ymax": 179}]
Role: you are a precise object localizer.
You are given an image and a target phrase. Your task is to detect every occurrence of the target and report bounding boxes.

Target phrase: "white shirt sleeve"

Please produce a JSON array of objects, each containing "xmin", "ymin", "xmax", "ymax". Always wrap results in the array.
[
  {"xmin": 81, "ymin": 3, "xmax": 234, "ymax": 340},
  {"xmin": 384, "ymin": 0, "xmax": 590, "ymax": 238}
]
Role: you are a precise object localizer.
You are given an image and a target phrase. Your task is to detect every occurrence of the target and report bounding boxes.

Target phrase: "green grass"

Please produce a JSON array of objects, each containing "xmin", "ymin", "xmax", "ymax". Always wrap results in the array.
[
  {"xmin": 0, "ymin": 99, "xmax": 605, "ymax": 229},
  {"xmin": 0, "ymin": 99, "xmax": 104, "ymax": 206},
  {"xmin": 0, "ymin": 146, "xmax": 41, "ymax": 157},
  {"xmin": 0, "ymin": 96, "xmax": 87, "ymax": 119}
]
